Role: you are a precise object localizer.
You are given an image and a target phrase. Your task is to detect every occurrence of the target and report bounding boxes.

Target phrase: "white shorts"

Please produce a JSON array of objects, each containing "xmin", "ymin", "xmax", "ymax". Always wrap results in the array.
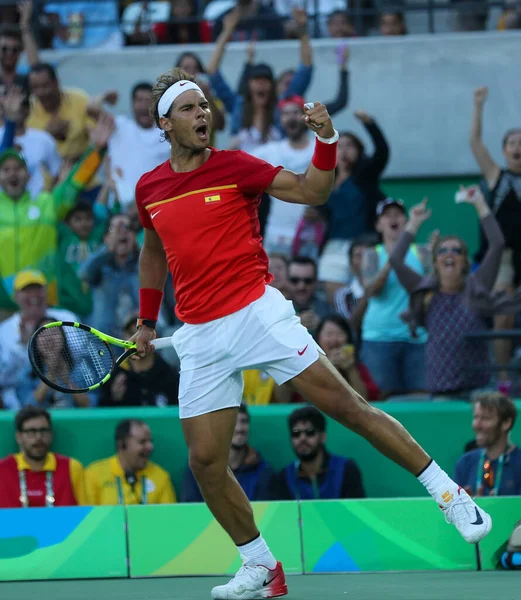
[
  {"xmin": 172, "ymin": 286, "xmax": 321, "ymax": 419},
  {"xmin": 318, "ymin": 240, "xmax": 350, "ymax": 284}
]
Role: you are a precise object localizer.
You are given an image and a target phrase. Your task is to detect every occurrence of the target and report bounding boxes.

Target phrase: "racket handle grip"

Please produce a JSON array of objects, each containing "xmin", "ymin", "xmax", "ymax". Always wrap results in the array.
[{"xmin": 150, "ymin": 337, "xmax": 172, "ymax": 350}]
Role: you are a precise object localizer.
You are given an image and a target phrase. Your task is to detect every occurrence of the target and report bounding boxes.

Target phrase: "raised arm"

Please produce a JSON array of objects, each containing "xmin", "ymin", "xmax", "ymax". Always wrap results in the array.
[
  {"xmin": 18, "ymin": 1, "xmax": 40, "ymax": 67},
  {"xmin": 389, "ymin": 199, "xmax": 431, "ymax": 293},
  {"xmin": 361, "ymin": 248, "xmax": 390, "ymax": 297},
  {"xmin": 265, "ymin": 103, "xmax": 336, "ymax": 206},
  {"xmin": 283, "ymin": 10, "xmax": 313, "ymax": 99},
  {"xmin": 354, "ymin": 111, "xmax": 389, "ymax": 176},
  {"xmin": 206, "ymin": 10, "xmax": 240, "ymax": 76},
  {"xmin": 470, "ymin": 87, "xmax": 500, "ymax": 189},
  {"xmin": 325, "ymin": 45, "xmax": 349, "ymax": 117}
]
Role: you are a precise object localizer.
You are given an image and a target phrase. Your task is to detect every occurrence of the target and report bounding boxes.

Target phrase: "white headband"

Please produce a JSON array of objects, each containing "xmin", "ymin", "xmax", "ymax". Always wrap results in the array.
[{"xmin": 158, "ymin": 80, "xmax": 204, "ymax": 118}]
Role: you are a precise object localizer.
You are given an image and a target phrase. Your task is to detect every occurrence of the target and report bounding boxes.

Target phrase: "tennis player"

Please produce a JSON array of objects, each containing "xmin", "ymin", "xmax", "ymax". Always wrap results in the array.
[{"xmin": 134, "ymin": 68, "xmax": 491, "ymax": 600}]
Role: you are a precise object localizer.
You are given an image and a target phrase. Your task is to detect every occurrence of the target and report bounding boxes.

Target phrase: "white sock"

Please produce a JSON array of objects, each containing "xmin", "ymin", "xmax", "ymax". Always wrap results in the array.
[
  {"xmin": 417, "ymin": 460, "xmax": 460, "ymax": 505},
  {"xmin": 238, "ymin": 535, "xmax": 277, "ymax": 570}
]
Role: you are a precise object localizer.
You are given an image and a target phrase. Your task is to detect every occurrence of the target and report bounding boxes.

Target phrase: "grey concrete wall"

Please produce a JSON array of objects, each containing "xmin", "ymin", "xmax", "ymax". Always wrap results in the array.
[{"xmin": 41, "ymin": 31, "xmax": 521, "ymax": 177}]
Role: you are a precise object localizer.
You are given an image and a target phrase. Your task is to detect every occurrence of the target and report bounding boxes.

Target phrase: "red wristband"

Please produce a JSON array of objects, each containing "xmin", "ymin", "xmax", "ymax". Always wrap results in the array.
[
  {"xmin": 311, "ymin": 137, "xmax": 338, "ymax": 171},
  {"xmin": 139, "ymin": 288, "xmax": 163, "ymax": 321}
]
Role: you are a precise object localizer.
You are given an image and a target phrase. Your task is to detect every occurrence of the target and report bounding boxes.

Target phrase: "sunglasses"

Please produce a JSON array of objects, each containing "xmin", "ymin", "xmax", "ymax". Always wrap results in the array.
[
  {"xmin": 436, "ymin": 246, "xmax": 464, "ymax": 256},
  {"xmin": 291, "ymin": 427, "xmax": 318, "ymax": 439},
  {"xmin": 1, "ymin": 46, "xmax": 21, "ymax": 54},
  {"xmin": 289, "ymin": 277, "xmax": 315, "ymax": 285}
]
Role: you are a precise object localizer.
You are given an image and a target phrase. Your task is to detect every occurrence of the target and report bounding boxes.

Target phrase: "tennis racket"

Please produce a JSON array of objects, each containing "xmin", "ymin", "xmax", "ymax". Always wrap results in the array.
[{"xmin": 28, "ymin": 321, "xmax": 172, "ymax": 394}]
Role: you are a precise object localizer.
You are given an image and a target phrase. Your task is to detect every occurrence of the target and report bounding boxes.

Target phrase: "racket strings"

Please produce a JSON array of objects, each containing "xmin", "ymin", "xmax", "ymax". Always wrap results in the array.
[{"xmin": 32, "ymin": 326, "xmax": 114, "ymax": 391}]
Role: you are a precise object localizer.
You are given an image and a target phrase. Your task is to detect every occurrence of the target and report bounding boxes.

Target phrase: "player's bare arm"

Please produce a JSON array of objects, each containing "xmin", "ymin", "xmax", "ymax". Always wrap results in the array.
[{"xmin": 265, "ymin": 102, "xmax": 337, "ymax": 206}]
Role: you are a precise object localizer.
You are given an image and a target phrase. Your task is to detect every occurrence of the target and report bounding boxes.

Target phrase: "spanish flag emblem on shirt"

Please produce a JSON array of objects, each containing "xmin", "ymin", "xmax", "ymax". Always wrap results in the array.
[{"xmin": 205, "ymin": 195, "xmax": 221, "ymax": 203}]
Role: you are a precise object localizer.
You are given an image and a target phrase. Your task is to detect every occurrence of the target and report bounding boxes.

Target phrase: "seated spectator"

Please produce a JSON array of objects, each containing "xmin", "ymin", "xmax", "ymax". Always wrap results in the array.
[
  {"xmin": 270, "ymin": 406, "xmax": 365, "ymax": 500},
  {"xmin": 0, "ymin": 270, "xmax": 81, "ymax": 410},
  {"xmin": 390, "ymin": 191, "xmax": 521, "ymax": 397},
  {"xmin": 242, "ymin": 370, "xmax": 289, "ymax": 404},
  {"xmin": 211, "ymin": 2, "xmax": 284, "ymax": 41},
  {"xmin": 318, "ymin": 114, "xmax": 390, "ymax": 305},
  {"xmin": 315, "ymin": 316, "xmax": 380, "ymax": 401},
  {"xmin": 268, "ymin": 253, "xmax": 290, "ymax": 298},
  {"xmin": 79, "ymin": 213, "xmax": 140, "ymax": 337},
  {"xmin": 85, "ymin": 418, "xmax": 176, "ymax": 505},
  {"xmin": 120, "ymin": 1, "xmax": 171, "ymax": 45},
  {"xmin": 327, "ymin": 11, "xmax": 357, "ymax": 37},
  {"xmin": 333, "ymin": 239, "xmax": 367, "ymax": 333},
  {"xmin": 99, "ymin": 312, "xmax": 179, "ymax": 407},
  {"xmin": 379, "ymin": 11, "xmax": 407, "ymax": 35},
  {"xmin": 42, "ymin": 0, "xmax": 123, "ymax": 50},
  {"xmin": 360, "ymin": 199, "xmax": 427, "ymax": 398},
  {"xmin": 454, "ymin": 392, "xmax": 520, "ymax": 496},
  {"xmin": 0, "ymin": 406, "xmax": 85, "ymax": 507},
  {"xmin": 182, "ymin": 405, "xmax": 272, "ymax": 502},
  {"xmin": 0, "ymin": 84, "xmax": 62, "ymax": 198},
  {"xmin": 449, "ymin": 0, "xmax": 488, "ymax": 31},
  {"xmin": 288, "ymin": 256, "xmax": 330, "ymax": 336},
  {"xmin": 0, "ymin": 114, "xmax": 112, "ymax": 307}
]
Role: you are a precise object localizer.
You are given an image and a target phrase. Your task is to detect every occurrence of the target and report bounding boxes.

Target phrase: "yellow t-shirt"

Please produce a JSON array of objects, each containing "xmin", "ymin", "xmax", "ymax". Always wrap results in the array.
[
  {"xmin": 242, "ymin": 370, "xmax": 274, "ymax": 405},
  {"xmin": 84, "ymin": 455, "xmax": 176, "ymax": 506},
  {"xmin": 27, "ymin": 88, "xmax": 96, "ymax": 160}
]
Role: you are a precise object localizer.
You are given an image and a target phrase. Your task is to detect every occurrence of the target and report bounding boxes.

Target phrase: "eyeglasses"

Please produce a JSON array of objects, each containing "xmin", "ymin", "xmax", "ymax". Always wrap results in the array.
[
  {"xmin": 289, "ymin": 277, "xmax": 315, "ymax": 285},
  {"xmin": 483, "ymin": 459, "xmax": 494, "ymax": 489},
  {"xmin": 109, "ymin": 223, "xmax": 131, "ymax": 232},
  {"xmin": 20, "ymin": 427, "xmax": 52, "ymax": 438},
  {"xmin": 291, "ymin": 427, "xmax": 318, "ymax": 439},
  {"xmin": 0, "ymin": 46, "xmax": 21, "ymax": 54},
  {"xmin": 436, "ymin": 246, "xmax": 464, "ymax": 256}
]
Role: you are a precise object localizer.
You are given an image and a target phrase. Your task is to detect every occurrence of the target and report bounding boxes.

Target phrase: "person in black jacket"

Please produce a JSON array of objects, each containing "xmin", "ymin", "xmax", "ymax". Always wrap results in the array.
[{"xmin": 317, "ymin": 111, "xmax": 390, "ymax": 305}]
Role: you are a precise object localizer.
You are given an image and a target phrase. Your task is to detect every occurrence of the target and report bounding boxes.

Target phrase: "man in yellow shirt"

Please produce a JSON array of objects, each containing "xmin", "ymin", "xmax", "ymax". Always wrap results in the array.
[{"xmin": 85, "ymin": 419, "xmax": 176, "ymax": 505}]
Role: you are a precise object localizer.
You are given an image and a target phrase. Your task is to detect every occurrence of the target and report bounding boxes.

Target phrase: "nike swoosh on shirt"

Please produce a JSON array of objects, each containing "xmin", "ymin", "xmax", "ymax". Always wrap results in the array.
[
  {"xmin": 471, "ymin": 507, "xmax": 484, "ymax": 526},
  {"xmin": 298, "ymin": 345, "xmax": 308, "ymax": 356},
  {"xmin": 151, "ymin": 210, "xmax": 161, "ymax": 219}
]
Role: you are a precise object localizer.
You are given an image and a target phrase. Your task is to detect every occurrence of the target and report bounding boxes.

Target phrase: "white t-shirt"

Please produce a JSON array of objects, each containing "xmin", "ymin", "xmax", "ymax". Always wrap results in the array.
[
  {"xmin": 252, "ymin": 138, "xmax": 314, "ymax": 255},
  {"xmin": 0, "ymin": 127, "xmax": 62, "ymax": 198},
  {"xmin": 108, "ymin": 115, "xmax": 171, "ymax": 207}
]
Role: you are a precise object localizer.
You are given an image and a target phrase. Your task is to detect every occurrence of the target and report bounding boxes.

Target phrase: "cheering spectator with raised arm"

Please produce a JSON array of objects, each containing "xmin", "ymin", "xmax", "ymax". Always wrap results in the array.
[
  {"xmin": 211, "ymin": 0, "xmax": 284, "ymax": 41},
  {"xmin": 470, "ymin": 87, "xmax": 521, "ymax": 378},
  {"xmin": 318, "ymin": 112, "xmax": 390, "ymax": 304},
  {"xmin": 390, "ymin": 189, "xmax": 521, "ymax": 397}
]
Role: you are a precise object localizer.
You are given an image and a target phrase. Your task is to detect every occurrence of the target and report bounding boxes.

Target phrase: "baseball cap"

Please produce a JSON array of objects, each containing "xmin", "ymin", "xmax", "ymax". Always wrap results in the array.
[
  {"xmin": 14, "ymin": 270, "xmax": 47, "ymax": 291},
  {"xmin": 0, "ymin": 149, "xmax": 28, "ymax": 169},
  {"xmin": 376, "ymin": 197, "xmax": 406, "ymax": 217},
  {"xmin": 249, "ymin": 63, "xmax": 274, "ymax": 81},
  {"xmin": 278, "ymin": 95, "xmax": 305, "ymax": 111}
]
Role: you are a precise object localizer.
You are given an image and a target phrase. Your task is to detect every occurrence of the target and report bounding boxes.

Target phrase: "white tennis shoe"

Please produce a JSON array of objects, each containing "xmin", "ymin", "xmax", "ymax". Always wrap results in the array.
[
  {"xmin": 440, "ymin": 487, "xmax": 492, "ymax": 544},
  {"xmin": 211, "ymin": 559, "xmax": 288, "ymax": 600}
]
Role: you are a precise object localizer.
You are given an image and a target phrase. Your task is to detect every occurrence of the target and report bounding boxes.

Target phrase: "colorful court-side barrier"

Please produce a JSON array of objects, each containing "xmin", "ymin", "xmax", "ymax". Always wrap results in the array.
[{"xmin": 0, "ymin": 497, "xmax": 518, "ymax": 581}]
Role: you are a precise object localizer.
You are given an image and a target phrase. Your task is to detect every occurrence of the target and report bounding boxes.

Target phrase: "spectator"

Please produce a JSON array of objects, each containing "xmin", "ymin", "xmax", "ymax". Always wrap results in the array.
[
  {"xmin": 0, "ymin": 115, "xmax": 112, "ymax": 307},
  {"xmin": 318, "ymin": 114, "xmax": 390, "ymax": 305},
  {"xmin": 288, "ymin": 256, "xmax": 330, "ymax": 335},
  {"xmin": 327, "ymin": 11, "xmax": 357, "ymax": 37},
  {"xmin": 211, "ymin": 2, "xmax": 284, "ymax": 42},
  {"xmin": 0, "ymin": 2, "xmax": 40, "ymax": 95},
  {"xmin": 182, "ymin": 405, "xmax": 272, "ymax": 501},
  {"xmin": 315, "ymin": 316, "xmax": 380, "ymax": 401},
  {"xmin": 242, "ymin": 370, "xmax": 290, "ymax": 404},
  {"xmin": 500, "ymin": 8, "xmax": 521, "ymax": 29},
  {"xmin": 333, "ymin": 240, "xmax": 367, "ymax": 333},
  {"xmin": 450, "ymin": 0, "xmax": 488, "ymax": 31},
  {"xmin": 99, "ymin": 312, "xmax": 179, "ymax": 407},
  {"xmin": 273, "ymin": 0, "xmax": 346, "ymax": 37},
  {"xmin": 0, "ymin": 83, "xmax": 61, "ymax": 197},
  {"xmin": 0, "ymin": 271, "xmax": 80, "ymax": 410},
  {"xmin": 390, "ymin": 191, "xmax": 521, "ymax": 397},
  {"xmin": 270, "ymin": 406, "xmax": 365, "ymax": 500},
  {"xmin": 360, "ymin": 199, "xmax": 427, "ymax": 398},
  {"xmin": 85, "ymin": 419, "xmax": 176, "ymax": 505},
  {"xmin": 42, "ymin": 0, "xmax": 123, "ymax": 50},
  {"xmin": 379, "ymin": 11, "xmax": 407, "ymax": 35},
  {"xmin": 268, "ymin": 253, "xmax": 290, "ymax": 298},
  {"xmin": 454, "ymin": 392, "xmax": 520, "ymax": 496},
  {"xmin": 0, "ymin": 406, "xmax": 85, "ymax": 507},
  {"xmin": 470, "ymin": 87, "xmax": 521, "ymax": 378},
  {"xmin": 79, "ymin": 213, "xmax": 140, "ymax": 337}
]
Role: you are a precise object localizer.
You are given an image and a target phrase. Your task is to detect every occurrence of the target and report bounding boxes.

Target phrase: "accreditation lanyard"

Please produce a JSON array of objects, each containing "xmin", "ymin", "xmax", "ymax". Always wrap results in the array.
[
  {"xmin": 115, "ymin": 476, "xmax": 147, "ymax": 505},
  {"xmin": 293, "ymin": 461, "xmax": 321, "ymax": 500},
  {"xmin": 475, "ymin": 450, "xmax": 505, "ymax": 496},
  {"xmin": 19, "ymin": 470, "xmax": 55, "ymax": 508}
]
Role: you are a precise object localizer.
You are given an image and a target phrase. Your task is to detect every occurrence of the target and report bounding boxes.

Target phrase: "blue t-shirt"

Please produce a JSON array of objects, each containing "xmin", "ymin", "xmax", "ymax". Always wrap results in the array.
[
  {"xmin": 454, "ymin": 446, "xmax": 521, "ymax": 497},
  {"xmin": 362, "ymin": 245, "xmax": 428, "ymax": 343},
  {"xmin": 326, "ymin": 178, "xmax": 367, "ymax": 241}
]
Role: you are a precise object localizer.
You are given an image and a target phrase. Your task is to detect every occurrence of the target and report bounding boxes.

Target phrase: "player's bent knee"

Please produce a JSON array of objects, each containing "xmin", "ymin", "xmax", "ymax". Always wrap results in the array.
[{"xmin": 189, "ymin": 451, "xmax": 228, "ymax": 485}]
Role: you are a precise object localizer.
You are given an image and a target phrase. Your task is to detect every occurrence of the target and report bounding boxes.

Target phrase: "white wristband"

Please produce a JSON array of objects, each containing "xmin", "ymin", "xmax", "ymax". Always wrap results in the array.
[{"xmin": 314, "ymin": 129, "xmax": 339, "ymax": 145}]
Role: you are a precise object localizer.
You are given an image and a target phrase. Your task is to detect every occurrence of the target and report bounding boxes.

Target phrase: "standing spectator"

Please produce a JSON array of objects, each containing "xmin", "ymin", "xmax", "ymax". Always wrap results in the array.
[
  {"xmin": 42, "ymin": 1, "xmax": 123, "ymax": 50},
  {"xmin": 99, "ymin": 312, "xmax": 179, "ymax": 407},
  {"xmin": 0, "ymin": 406, "xmax": 85, "ymax": 507},
  {"xmin": 288, "ymin": 256, "xmax": 330, "ymax": 335},
  {"xmin": 327, "ymin": 11, "xmax": 357, "ymax": 37},
  {"xmin": 273, "ymin": 0, "xmax": 347, "ymax": 37},
  {"xmin": 182, "ymin": 405, "xmax": 273, "ymax": 502},
  {"xmin": 0, "ymin": 2, "xmax": 40, "ymax": 95},
  {"xmin": 270, "ymin": 406, "xmax": 366, "ymax": 500},
  {"xmin": 85, "ymin": 419, "xmax": 176, "ymax": 505},
  {"xmin": 333, "ymin": 240, "xmax": 367, "ymax": 333},
  {"xmin": 0, "ymin": 83, "xmax": 62, "ymax": 197},
  {"xmin": 0, "ymin": 115, "xmax": 112, "ymax": 306},
  {"xmin": 318, "ymin": 114, "xmax": 390, "ymax": 304},
  {"xmin": 211, "ymin": 2, "xmax": 285, "ymax": 41},
  {"xmin": 390, "ymin": 191, "xmax": 521, "ymax": 397},
  {"xmin": 78, "ymin": 213, "xmax": 140, "ymax": 337},
  {"xmin": 470, "ymin": 87, "xmax": 521, "ymax": 378},
  {"xmin": 379, "ymin": 11, "xmax": 407, "ymax": 35},
  {"xmin": 360, "ymin": 199, "xmax": 427, "ymax": 397},
  {"xmin": 315, "ymin": 316, "xmax": 380, "ymax": 401},
  {"xmin": 454, "ymin": 392, "xmax": 520, "ymax": 496}
]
